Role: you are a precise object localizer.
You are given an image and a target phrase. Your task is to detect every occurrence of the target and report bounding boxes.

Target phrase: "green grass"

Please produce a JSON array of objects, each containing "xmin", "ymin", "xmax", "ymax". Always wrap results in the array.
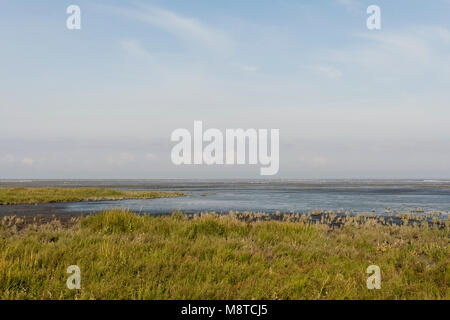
[
  {"xmin": 0, "ymin": 187, "xmax": 185, "ymax": 205},
  {"xmin": 0, "ymin": 209, "xmax": 448, "ymax": 299}
]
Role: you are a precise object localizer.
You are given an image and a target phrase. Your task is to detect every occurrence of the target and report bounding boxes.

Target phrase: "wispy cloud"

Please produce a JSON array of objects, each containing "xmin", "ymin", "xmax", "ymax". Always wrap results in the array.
[
  {"xmin": 106, "ymin": 152, "xmax": 136, "ymax": 166},
  {"xmin": 231, "ymin": 63, "xmax": 260, "ymax": 73},
  {"xmin": 0, "ymin": 155, "xmax": 35, "ymax": 166},
  {"xmin": 120, "ymin": 39, "xmax": 154, "ymax": 62},
  {"xmin": 102, "ymin": 4, "xmax": 233, "ymax": 54},
  {"xmin": 145, "ymin": 153, "xmax": 157, "ymax": 161},
  {"xmin": 326, "ymin": 26, "xmax": 450, "ymax": 84},
  {"xmin": 297, "ymin": 155, "xmax": 330, "ymax": 168},
  {"xmin": 21, "ymin": 158, "xmax": 34, "ymax": 166},
  {"xmin": 307, "ymin": 65, "xmax": 342, "ymax": 79},
  {"xmin": 336, "ymin": 0, "xmax": 362, "ymax": 12},
  {"xmin": 0, "ymin": 154, "xmax": 15, "ymax": 164},
  {"xmin": 356, "ymin": 29, "xmax": 432, "ymax": 60}
]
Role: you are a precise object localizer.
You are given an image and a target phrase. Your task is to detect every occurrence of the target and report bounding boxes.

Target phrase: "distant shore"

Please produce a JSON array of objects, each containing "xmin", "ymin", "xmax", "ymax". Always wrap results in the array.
[
  {"xmin": 0, "ymin": 187, "xmax": 185, "ymax": 205},
  {"xmin": 2, "ymin": 178, "xmax": 450, "ymax": 189}
]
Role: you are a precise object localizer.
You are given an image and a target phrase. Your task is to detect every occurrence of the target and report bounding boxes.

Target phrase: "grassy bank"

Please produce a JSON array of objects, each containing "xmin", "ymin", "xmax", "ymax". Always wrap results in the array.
[
  {"xmin": 0, "ymin": 210, "xmax": 448, "ymax": 300},
  {"xmin": 0, "ymin": 187, "xmax": 185, "ymax": 205}
]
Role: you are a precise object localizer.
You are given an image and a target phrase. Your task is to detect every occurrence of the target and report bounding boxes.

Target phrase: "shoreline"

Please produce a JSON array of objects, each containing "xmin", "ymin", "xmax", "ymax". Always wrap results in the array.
[{"xmin": 2, "ymin": 209, "xmax": 448, "ymax": 231}]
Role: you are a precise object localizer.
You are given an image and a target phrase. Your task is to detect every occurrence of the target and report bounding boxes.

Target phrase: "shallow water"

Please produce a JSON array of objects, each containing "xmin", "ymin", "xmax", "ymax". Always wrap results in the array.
[{"xmin": 1, "ymin": 179, "xmax": 449, "ymax": 216}]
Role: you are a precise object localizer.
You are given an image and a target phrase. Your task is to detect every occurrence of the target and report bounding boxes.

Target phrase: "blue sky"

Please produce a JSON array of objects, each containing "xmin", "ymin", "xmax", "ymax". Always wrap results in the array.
[{"xmin": 1, "ymin": 0, "xmax": 450, "ymax": 179}]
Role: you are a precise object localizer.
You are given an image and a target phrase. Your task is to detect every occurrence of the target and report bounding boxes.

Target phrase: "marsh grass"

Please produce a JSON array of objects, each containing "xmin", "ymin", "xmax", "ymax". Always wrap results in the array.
[
  {"xmin": 0, "ymin": 209, "xmax": 448, "ymax": 300},
  {"xmin": 0, "ymin": 187, "xmax": 185, "ymax": 205}
]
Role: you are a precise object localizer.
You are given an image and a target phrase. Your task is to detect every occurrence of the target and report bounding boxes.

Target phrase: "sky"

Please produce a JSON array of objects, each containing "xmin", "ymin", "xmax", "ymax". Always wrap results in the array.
[{"xmin": 1, "ymin": 0, "xmax": 450, "ymax": 179}]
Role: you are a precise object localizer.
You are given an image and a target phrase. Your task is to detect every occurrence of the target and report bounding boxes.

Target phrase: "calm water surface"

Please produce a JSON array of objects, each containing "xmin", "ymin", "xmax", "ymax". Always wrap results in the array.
[{"xmin": 1, "ymin": 179, "xmax": 449, "ymax": 216}]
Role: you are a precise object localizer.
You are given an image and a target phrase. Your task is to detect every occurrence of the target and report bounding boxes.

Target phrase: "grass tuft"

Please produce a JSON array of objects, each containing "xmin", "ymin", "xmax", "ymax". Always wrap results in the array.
[{"xmin": 80, "ymin": 209, "xmax": 145, "ymax": 234}]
